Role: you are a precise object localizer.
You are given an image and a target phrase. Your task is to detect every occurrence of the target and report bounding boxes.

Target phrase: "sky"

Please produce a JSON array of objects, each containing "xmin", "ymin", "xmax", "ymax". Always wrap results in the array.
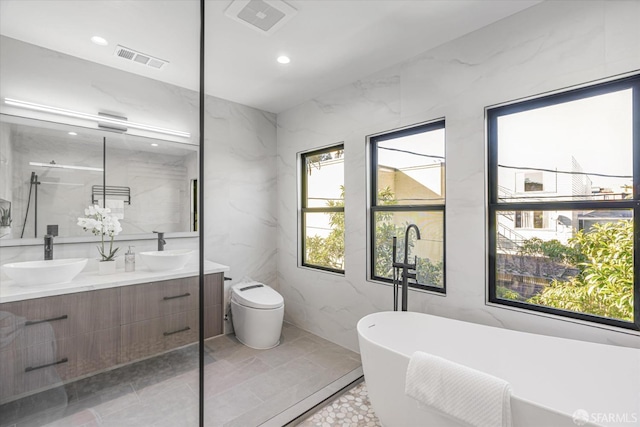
[{"xmin": 497, "ymin": 88, "xmax": 633, "ymax": 193}]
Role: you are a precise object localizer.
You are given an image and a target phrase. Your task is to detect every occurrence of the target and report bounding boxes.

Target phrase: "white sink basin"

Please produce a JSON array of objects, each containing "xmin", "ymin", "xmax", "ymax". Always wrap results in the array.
[
  {"xmin": 2, "ymin": 258, "xmax": 88, "ymax": 286},
  {"xmin": 139, "ymin": 249, "xmax": 193, "ymax": 272}
]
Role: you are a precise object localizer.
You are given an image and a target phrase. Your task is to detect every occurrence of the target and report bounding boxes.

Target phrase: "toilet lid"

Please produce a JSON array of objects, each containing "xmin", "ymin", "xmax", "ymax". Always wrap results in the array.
[{"xmin": 231, "ymin": 282, "xmax": 284, "ymax": 309}]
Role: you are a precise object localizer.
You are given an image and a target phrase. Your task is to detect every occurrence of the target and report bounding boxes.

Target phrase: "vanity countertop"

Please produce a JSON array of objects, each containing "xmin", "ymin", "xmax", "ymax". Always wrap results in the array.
[{"xmin": 0, "ymin": 260, "xmax": 229, "ymax": 303}]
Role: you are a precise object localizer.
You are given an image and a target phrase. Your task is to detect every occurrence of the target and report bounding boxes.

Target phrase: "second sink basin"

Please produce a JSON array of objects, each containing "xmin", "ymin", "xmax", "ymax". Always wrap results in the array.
[
  {"xmin": 2, "ymin": 258, "xmax": 88, "ymax": 286},
  {"xmin": 139, "ymin": 249, "xmax": 194, "ymax": 272}
]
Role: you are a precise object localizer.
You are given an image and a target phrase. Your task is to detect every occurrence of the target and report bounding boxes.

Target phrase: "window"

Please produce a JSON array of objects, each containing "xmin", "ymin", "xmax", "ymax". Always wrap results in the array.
[
  {"xmin": 488, "ymin": 74, "xmax": 639, "ymax": 330},
  {"xmin": 370, "ymin": 121, "xmax": 445, "ymax": 291},
  {"xmin": 515, "ymin": 211, "xmax": 547, "ymax": 229},
  {"xmin": 523, "ymin": 172, "xmax": 544, "ymax": 192},
  {"xmin": 301, "ymin": 145, "xmax": 345, "ymax": 273}
]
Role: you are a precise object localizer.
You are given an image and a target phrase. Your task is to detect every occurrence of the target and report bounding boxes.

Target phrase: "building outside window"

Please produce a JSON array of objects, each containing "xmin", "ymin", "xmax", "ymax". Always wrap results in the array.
[
  {"xmin": 300, "ymin": 145, "xmax": 345, "ymax": 273},
  {"xmin": 488, "ymin": 74, "xmax": 639, "ymax": 330},
  {"xmin": 369, "ymin": 121, "xmax": 445, "ymax": 291}
]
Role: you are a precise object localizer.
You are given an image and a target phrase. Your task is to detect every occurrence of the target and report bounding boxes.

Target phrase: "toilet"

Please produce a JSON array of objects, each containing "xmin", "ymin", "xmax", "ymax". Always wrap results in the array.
[{"xmin": 230, "ymin": 281, "xmax": 284, "ymax": 349}]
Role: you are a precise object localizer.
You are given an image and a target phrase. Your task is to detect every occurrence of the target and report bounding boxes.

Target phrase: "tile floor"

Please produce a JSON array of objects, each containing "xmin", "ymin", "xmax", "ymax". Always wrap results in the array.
[
  {"xmin": 297, "ymin": 382, "xmax": 381, "ymax": 427},
  {"xmin": 0, "ymin": 322, "xmax": 361, "ymax": 427}
]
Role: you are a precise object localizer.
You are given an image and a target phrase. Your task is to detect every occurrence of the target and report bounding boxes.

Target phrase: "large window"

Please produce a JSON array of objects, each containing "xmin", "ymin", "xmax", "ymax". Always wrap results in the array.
[
  {"xmin": 301, "ymin": 145, "xmax": 345, "ymax": 273},
  {"xmin": 488, "ymin": 75, "xmax": 639, "ymax": 330},
  {"xmin": 370, "ymin": 121, "xmax": 445, "ymax": 292}
]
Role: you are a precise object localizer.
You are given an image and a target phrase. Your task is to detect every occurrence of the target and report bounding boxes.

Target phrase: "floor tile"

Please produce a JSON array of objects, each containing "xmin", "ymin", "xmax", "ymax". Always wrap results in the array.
[{"xmin": 3, "ymin": 323, "xmax": 362, "ymax": 427}]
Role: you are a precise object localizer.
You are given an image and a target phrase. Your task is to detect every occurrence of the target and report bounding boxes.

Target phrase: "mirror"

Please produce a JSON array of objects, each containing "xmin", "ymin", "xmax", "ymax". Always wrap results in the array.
[{"xmin": 0, "ymin": 114, "xmax": 198, "ymax": 241}]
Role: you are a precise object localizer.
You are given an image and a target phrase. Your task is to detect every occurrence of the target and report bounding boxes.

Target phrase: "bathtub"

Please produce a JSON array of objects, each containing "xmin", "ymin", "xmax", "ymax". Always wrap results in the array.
[{"xmin": 357, "ymin": 311, "xmax": 640, "ymax": 427}]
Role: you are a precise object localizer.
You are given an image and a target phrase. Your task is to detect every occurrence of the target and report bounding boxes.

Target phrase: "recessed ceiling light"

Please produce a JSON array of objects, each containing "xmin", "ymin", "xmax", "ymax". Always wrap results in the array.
[
  {"xmin": 151, "ymin": 143, "xmax": 159, "ymax": 147},
  {"xmin": 91, "ymin": 36, "xmax": 109, "ymax": 46},
  {"xmin": 68, "ymin": 131, "xmax": 77, "ymax": 136},
  {"xmin": 277, "ymin": 56, "xmax": 290, "ymax": 64}
]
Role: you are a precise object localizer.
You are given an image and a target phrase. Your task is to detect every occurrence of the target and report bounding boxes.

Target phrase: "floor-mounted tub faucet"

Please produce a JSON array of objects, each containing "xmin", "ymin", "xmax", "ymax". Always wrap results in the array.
[
  {"xmin": 392, "ymin": 224, "xmax": 421, "ymax": 311},
  {"xmin": 44, "ymin": 234, "xmax": 54, "ymax": 260},
  {"xmin": 153, "ymin": 231, "xmax": 166, "ymax": 251}
]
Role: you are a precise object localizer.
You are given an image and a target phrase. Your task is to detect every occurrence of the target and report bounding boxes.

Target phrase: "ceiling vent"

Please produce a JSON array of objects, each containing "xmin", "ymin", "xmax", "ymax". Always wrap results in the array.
[
  {"xmin": 225, "ymin": 0, "xmax": 297, "ymax": 35},
  {"xmin": 114, "ymin": 45, "xmax": 168, "ymax": 70}
]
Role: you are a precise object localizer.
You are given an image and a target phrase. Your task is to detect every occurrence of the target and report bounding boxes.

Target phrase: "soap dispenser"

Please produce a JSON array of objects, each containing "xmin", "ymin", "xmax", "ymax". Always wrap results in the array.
[{"xmin": 125, "ymin": 246, "xmax": 135, "ymax": 272}]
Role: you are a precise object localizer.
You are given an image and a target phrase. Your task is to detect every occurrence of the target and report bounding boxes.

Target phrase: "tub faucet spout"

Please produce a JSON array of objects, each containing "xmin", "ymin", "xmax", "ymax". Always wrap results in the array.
[{"xmin": 153, "ymin": 231, "xmax": 166, "ymax": 251}]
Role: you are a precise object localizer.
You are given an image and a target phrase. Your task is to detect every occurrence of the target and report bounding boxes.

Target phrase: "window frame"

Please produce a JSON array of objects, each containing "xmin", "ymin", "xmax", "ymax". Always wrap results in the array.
[
  {"xmin": 487, "ymin": 74, "xmax": 640, "ymax": 331},
  {"xmin": 300, "ymin": 144, "xmax": 345, "ymax": 274},
  {"xmin": 369, "ymin": 120, "xmax": 446, "ymax": 293}
]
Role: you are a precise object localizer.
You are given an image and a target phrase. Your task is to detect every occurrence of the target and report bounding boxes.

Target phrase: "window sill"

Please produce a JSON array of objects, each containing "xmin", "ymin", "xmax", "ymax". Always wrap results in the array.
[{"xmin": 485, "ymin": 301, "xmax": 640, "ymax": 338}]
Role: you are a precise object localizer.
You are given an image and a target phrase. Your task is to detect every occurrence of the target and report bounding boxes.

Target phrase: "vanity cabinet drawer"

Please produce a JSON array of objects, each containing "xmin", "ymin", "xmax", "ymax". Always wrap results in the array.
[
  {"xmin": 0, "ymin": 336, "xmax": 76, "ymax": 401},
  {"xmin": 121, "ymin": 277, "xmax": 199, "ymax": 324},
  {"xmin": 120, "ymin": 309, "xmax": 199, "ymax": 363},
  {"xmin": 0, "ymin": 288, "xmax": 120, "ymax": 351},
  {"xmin": 0, "ymin": 294, "xmax": 82, "ymax": 345}
]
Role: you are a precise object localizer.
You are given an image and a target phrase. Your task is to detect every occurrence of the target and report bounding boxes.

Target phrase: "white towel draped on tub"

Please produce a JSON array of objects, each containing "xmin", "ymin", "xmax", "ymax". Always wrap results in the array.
[{"xmin": 405, "ymin": 351, "xmax": 512, "ymax": 427}]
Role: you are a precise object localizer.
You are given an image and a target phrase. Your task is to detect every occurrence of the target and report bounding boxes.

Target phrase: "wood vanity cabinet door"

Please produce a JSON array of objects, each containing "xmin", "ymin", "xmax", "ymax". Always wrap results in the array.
[
  {"xmin": 121, "ymin": 277, "xmax": 199, "ymax": 324},
  {"xmin": 204, "ymin": 273, "xmax": 224, "ymax": 338},
  {"xmin": 204, "ymin": 273, "xmax": 223, "ymax": 307},
  {"xmin": 204, "ymin": 304, "xmax": 223, "ymax": 339}
]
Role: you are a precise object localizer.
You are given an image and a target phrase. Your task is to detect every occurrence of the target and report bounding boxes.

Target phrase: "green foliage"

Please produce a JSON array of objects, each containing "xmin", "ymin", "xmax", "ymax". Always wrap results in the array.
[
  {"xmin": 519, "ymin": 237, "xmax": 584, "ymax": 265},
  {"xmin": 305, "ymin": 186, "xmax": 345, "ymax": 270},
  {"xmin": 373, "ymin": 186, "xmax": 443, "ymax": 287},
  {"xmin": 497, "ymin": 286, "xmax": 522, "ymax": 301},
  {"xmin": 416, "ymin": 258, "xmax": 444, "ymax": 288},
  {"xmin": 528, "ymin": 220, "xmax": 633, "ymax": 321}
]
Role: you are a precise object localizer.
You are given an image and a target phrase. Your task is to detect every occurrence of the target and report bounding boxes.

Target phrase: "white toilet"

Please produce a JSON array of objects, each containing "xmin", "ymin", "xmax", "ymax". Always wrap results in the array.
[{"xmin": 230, "ymin": 281, "xmax": 284, "ymax": 349}]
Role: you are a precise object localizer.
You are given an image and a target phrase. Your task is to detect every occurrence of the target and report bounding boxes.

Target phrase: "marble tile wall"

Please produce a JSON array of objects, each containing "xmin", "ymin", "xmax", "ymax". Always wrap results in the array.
[{"xmin": 276, "ymin": 0, "xmax": 640, "ymax": 351}]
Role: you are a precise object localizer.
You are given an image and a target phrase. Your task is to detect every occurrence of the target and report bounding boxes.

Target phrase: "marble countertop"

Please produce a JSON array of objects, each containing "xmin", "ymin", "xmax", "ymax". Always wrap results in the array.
[{"xmin": 0, "ymin": 260, "xmax": 230, "ymax": 303}]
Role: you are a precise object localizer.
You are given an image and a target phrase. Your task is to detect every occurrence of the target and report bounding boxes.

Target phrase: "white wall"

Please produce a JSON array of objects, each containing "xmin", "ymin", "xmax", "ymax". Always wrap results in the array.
[
  {"xmin": 0, "ymin": 123, "xmax": 12, "ymax": 204},
  {"xmin": 276, "ymin": 0, "xmax": 640, "ymax": 351},
  {"xmin": 0, "ymin": 37, "xmax": 278, "ymax": 312}
]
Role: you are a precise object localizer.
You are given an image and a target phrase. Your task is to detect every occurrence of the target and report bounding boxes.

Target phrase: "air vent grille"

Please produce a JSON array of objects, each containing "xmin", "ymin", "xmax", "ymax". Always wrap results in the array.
[
  {"xmin": 225, "ymin": 0, "xmax": 297, "ymax": 36},
  {"xmin": 114, "ymin": 45, "xmax": 168, "ymax": 70}
]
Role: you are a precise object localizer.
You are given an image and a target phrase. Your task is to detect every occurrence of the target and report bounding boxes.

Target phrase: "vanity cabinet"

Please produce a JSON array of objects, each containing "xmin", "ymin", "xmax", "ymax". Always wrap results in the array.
[{"xmin": 0, "ymin": 272, "xmax": 224, "ymax": 403}]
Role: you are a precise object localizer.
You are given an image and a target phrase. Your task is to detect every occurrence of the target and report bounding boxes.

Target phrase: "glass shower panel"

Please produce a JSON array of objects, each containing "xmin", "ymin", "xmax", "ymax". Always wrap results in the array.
[
  {"xmin": 0, "ymin": 1, "xmax": 201, "ymax": 426},
  {"xmin": 202, "ymin": 3, "xmax": 362, "ymax": 426}
]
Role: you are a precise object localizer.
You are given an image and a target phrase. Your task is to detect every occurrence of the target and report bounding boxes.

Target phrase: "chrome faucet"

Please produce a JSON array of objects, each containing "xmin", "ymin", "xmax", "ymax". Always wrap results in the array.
[
  {"xmin": 153, "ymin": 231, "xmax": 166, "ymax": 251},
  {"xmin": 44, "ymin": 234, "xmax": 54, "ymax": 260}
]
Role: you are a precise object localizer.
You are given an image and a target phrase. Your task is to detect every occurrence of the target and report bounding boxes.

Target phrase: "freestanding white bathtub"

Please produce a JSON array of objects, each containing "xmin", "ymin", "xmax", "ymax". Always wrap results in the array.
[{"xmin": 357, "ymin": 311, "xmax": 640, "ymax": 427}]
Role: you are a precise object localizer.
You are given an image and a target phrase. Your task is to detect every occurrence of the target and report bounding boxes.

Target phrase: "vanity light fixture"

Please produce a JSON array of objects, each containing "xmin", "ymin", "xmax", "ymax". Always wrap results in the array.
[
  {"xmin": 91, "ymin": 36, "xmax": 109, "ymax": 46},
  {"xmin": 29, "ymin": 161, "xmax": 103, "ymax": 172},
  {"xmin": 151, "ymin": 143, "xmax": 159, "ymax": 147},
  {"xmin": 3, "ymin": 98, "xmax": 191, "ymax": 138},
  {"xmin": 277, "ymin": 55, "xmax": 290, "ymax": 64},
  {"xmin": 68, "ymin": 131, "xmax": 78, "ymax": 136}
]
